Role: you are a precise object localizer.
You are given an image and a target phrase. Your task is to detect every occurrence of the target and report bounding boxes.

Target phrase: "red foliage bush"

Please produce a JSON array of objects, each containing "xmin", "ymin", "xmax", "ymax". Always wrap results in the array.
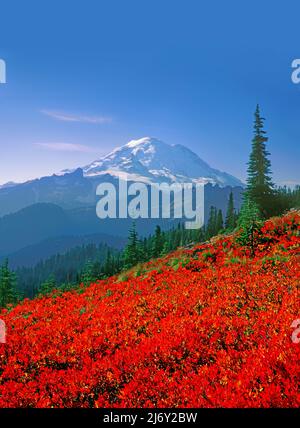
[{"xmin": 0, "ymin": 211, "xmax": 299, "ymax": 408}]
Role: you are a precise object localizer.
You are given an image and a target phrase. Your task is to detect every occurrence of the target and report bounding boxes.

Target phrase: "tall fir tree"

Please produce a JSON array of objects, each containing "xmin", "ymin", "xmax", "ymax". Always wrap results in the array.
[
  {"xmin": 103, "ymin": 250, "xmax": 114, "ymax": 277},
  {"xmin": 123, "ymin": 222, "xmax": 141, "ymax": 269},
  {"xmin": 216, "ymin": 209, "xmax": 224, "ymax": 233},
  {"xmin": 152, "ymin": 225, "xmax": 164, "ymax": 258},
  {"xmin": 246, "ymin": 105, "xmax": 274, "ymax": 218},
  {"xmin": 81, "ymin": 260, "xmax": 96, "ymax": 286},
  {"xmin": 206, "ymin": 206, "xmax": 217, "ymax": 239},
  {"xmin": 225, "ymin": 191, "xmax": 237, "ymax": 231},
  {"xmin": 0, "ymin": 259, "xmax": 18, "ymax": 307},
  {"xmin": 237, "ymin": 194, "xmax": 262, "ymax": 255}
]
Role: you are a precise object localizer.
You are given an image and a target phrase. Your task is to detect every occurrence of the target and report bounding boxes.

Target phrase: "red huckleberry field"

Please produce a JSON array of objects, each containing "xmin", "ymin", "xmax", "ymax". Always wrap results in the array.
[{"xmin": 0, "ymin": 211, "xmax": 299, "ymax": 408}]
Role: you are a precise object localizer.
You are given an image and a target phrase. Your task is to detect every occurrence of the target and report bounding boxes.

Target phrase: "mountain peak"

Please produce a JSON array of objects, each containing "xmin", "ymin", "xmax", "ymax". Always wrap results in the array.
[
  {"xmin": 0, "ymin": 181, "xmax": 18, "ymax": 189},
  {"xmin": 125, "ymin": 137, "xmax": 162, "ymax": 148},
  {"xmin": 78, "ymin": 137, "xmax": 244, "ymax": 187}
]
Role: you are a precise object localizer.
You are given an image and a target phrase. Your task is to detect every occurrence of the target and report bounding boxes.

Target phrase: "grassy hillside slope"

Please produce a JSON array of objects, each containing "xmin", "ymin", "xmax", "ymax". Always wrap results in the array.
[{"xmin": 0, "ymin": 211, "xmax": 299, "ymax": 408}]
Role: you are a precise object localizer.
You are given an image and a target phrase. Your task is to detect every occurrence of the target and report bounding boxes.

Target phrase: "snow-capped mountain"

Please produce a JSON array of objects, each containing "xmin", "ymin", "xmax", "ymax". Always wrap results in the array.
[
  {"xmin": 0, "ymin": 137, "xmax": 245, "ymax": 258},
  {"xmin": 0, "ymin": 137, "xmax": 244, "ymax": 218},
  {"xmin": 77, "ymin": 137, "xmax": 243, "ymax": 187}
]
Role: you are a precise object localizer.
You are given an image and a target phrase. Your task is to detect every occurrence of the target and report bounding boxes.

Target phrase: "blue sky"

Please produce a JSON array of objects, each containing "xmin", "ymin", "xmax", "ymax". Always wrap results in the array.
[{"xmin": 0, "ymin": 0, "xmax": 300, "ymax": 185}]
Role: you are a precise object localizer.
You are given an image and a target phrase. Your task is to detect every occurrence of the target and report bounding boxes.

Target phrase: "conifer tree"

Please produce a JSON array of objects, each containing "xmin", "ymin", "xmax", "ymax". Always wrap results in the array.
[
  {"xmin": 206, "ymin": 206, "xmax": 217, "ymax": 239},
  {"xmin": 247, "ymin": 105, "xmax": 274, "ymax": 218},
  {"xmin": 123, "ymin": 222, "xmax": 141, "ymax": 269},
  {"xmin": 216, "ymin": 209, "xmax": 224, "ymax": 233},
  {"xmin": 196, "ymin": 226, "xmax": 205, "ymax": 243},
  {"xmin": 225, "ymin": 191, "xmax": 237, "ymax": 231},
  {"xmin": 81, "ymin": 260, "xmax": 96, "ymax": 286},
  {"xmin": 152, "ymin": 225, "xmax": 164, "ymax": 258},
  {"xmin": 0, "ymin": 259, "xmax": 18, "ymax": 308},
  {"xmin": 173, "ymin": 223, "xmax": 182, "ymax": 248},
  {"xmin": 237, "ymin": 194, "xmax": 262, "ymax": 255},
  {"xmin": 103, "ymin": 250, "xmax": 113, "ymax": 276},
  {"xmin": 161, "ymin": 239, "xmax": 171, "ymax": 255},
  {"xmin": 138, "ymin": 238, "xmax": 148, "ymax": 263},
  {"xmin": 167, "ymin": 228, "xmax": 175, "ymax": 251},
  {"xmin": 38, "ymin": 275, "xmax": 56, "ymax": 296}
]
